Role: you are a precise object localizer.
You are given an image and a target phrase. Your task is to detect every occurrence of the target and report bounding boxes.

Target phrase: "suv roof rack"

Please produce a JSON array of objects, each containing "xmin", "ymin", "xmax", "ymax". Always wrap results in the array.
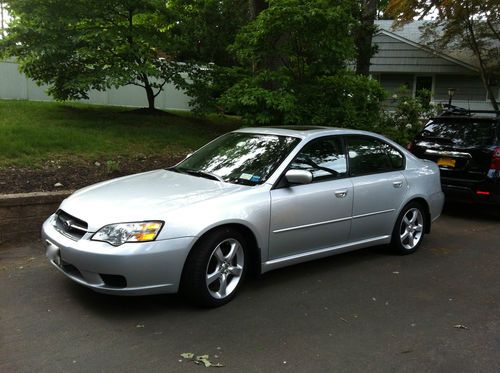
[{"xmin": 438, "ymin": 104, "xmax": 500, "ymax": 118}]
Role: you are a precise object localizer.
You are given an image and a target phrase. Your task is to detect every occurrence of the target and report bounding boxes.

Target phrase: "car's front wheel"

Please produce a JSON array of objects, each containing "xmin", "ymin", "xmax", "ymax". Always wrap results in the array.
[
  {"xmin": 181, "ymin": 228, "xmax": 247, "ymax": 307},
  {"xmin": 391, "ymin": 202, "xmax": 426, "ymax": 254}
]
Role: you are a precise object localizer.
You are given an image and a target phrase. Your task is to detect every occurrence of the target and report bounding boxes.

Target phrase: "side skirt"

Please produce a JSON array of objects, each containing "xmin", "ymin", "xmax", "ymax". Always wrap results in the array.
[{"xmin": 261, "ymin": 235, "xmax": 391, "ymax": 273}]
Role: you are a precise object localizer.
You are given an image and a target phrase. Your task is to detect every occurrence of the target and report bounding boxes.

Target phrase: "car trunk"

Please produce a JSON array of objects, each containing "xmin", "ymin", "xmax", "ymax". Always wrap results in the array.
[{"xmin": 412, "ymin": 118, "xmax": 498, "ymax": 184}]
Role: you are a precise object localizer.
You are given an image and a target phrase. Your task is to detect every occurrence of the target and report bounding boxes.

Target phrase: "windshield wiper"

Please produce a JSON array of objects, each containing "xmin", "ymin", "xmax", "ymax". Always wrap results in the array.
[{"xmin": 176, "ymin": 168, "xmax": 224, "ymax": 182}]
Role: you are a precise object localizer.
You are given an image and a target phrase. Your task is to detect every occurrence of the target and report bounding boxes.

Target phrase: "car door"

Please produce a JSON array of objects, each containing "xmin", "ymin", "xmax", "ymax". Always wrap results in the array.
[
  {"xmin": 269, "ymin": 136, "xmax": 353, "ymax": 260},
  {"xmin": 346, "ymin": 135, "xmax": 408, "ymax": 241}
]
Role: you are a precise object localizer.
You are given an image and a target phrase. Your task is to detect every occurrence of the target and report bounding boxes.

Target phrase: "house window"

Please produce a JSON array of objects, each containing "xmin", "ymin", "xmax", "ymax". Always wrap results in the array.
[{"xmin": 414, "ymin": 76, "xmax": 433, "ymax": 103}]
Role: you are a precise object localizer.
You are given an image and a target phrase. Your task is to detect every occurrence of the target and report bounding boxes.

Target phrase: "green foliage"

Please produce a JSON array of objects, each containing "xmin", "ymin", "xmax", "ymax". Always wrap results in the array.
[
  {"xmin": 0, "ymin": 0, "xmax": 185, "ymax": 108},
  {"xmin": 220, "ymin": 72, "xmax": 386, "ymax": 128},
  {"xmin": 202, "ymin": 0, "xmax": 387, "ymax": 129},
  {"xmin": 182, "ymin": 65, "xmax": 249, "ymax": 115},
  {"xmin": 232, "ymin": 0, "xmax": 356, "ymax": 77},
  {"xmin": 379, "ymin": 87, "xmax": 440, "ymax": 145},
  {"xmin": 168, "ymin": 0, "xmax": 249, "ymax": 66},
  {"xmin": 106, "ymin": 160, "xmax": 121, "ymax": 174}
]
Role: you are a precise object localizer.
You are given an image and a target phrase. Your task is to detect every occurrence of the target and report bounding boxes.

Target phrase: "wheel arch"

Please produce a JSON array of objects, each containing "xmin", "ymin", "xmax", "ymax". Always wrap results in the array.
[
  {"xmin": 181, "ymin": 223, "xmax": 262, "ymax": 282},
  {"xmin": 402, "ymin": 197, "xmax": 432, "ymax": 233}
]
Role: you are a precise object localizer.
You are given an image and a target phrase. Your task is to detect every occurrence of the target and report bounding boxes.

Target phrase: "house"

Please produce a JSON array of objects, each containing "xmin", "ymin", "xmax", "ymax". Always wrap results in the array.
[{"xmin": 371, "ymin": 20, "xmax": 499, "ymax": 111}]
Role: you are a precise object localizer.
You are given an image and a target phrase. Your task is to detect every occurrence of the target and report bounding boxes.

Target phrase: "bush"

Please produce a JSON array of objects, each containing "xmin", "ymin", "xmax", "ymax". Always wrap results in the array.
[{"xmin": 378, "ymin": 88, "xmax": 441, "ymax": 145}]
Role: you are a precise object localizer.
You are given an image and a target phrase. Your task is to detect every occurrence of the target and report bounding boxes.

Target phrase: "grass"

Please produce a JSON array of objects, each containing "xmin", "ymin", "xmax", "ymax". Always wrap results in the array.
[{"xmin": 0, "ymin": 100, "xmax": 241, "ymax": 168}]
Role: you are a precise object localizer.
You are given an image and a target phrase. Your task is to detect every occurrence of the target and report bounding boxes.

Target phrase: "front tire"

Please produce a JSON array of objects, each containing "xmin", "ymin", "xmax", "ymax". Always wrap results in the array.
[
  {"xmin": 181, "ymin": 228, "xmax": 247, "ymax": 307},
  {"xmin": 391, "ymin": 202, "xmax": 426, "ymax": 255}
]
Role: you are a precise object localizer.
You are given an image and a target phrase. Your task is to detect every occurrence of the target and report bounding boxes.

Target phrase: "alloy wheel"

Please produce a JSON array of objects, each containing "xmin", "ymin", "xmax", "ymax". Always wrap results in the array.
[
  {"xmin": 399, "ymin": 208, "xmax": 424, "ymax": 250},
  {"xmin": 205, "ymin": 238, "xmax": 244, "ymax": 299}
]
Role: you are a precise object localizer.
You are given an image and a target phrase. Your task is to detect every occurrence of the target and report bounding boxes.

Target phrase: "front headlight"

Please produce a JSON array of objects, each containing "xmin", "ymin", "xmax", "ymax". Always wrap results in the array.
[{"xmin": 91, "ymin": 221, "xmax": 163, "ymax": 246}]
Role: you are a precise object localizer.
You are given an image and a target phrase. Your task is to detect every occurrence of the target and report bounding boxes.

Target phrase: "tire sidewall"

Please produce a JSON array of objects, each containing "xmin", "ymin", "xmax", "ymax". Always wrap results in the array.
[
  {"xmin": 181, "ymin": 228, "xmax": 248, "ymax": 307},
  {"xmin": 392, "ymin": 202, "xmax": 426, "ymax": 255}
]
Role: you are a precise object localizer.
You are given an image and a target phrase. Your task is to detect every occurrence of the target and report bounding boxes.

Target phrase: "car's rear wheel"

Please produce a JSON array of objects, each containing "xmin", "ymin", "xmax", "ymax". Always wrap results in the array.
[
  {"xmin": 181, "ymin": 228, "xmax": 247, "ymax": 307},
  {"xmin": 391, "ymin": 202, "xmax": 426, "ymax": 254}
]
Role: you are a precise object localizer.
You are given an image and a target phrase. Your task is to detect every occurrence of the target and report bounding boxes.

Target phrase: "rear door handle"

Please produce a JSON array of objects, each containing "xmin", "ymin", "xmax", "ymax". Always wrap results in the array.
[
  {"xmin": 334, "ymin": 190, "xmax": 348, "ymax": 198},
  {"xmin": 393, "ymin": 181, "xmax": 403, "ymax": 188}
]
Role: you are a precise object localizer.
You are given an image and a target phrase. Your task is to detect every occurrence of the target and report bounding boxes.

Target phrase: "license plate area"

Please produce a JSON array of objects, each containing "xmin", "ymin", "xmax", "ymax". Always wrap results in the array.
[{"xmin": 437, "ymin": 157, "xmax": 456, "ymax": 168}]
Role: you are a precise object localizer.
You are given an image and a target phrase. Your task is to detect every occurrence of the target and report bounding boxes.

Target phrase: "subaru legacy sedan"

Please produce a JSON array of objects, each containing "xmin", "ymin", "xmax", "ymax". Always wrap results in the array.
[{"xmin": 43, "ymin": 127, "xmax": 444, "ymax": 307}]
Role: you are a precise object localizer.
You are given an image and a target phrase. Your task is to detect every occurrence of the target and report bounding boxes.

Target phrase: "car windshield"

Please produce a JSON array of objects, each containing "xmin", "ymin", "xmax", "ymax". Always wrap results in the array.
[
  {"xmin": 173, "ymin": 132, "xmax": 300, "ymax": 185},
  {"xmin": 418, "ymin": 120, "xmax": 497, "ymax": 147}
]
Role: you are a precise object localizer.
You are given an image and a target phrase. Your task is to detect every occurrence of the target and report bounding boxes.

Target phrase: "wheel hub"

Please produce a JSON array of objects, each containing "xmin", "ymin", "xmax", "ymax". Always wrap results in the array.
[{"xmin": 220, "ymin": 262, "xmax": 230, "ymax": 274}]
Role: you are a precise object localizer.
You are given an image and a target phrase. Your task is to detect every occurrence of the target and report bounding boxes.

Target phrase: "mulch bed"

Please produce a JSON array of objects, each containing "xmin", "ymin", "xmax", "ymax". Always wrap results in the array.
[{"xmin": 0, "ymin": 155, "xmax": 185, "ymax": 194}]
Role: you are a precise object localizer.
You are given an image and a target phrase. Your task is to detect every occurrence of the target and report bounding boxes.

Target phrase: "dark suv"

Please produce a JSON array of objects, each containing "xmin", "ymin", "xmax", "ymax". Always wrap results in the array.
[{"xmin": 408, "ymin": 107, "xmax": 499, "ymax": 206}]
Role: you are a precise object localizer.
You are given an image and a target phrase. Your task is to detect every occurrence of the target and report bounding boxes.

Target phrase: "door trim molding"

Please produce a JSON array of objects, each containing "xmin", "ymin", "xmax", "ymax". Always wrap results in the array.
[
  {"xmin": 272, "ymin": 208, "xmax": 395, "ymax": 234},
  {"xmin": 273, "ymin": 216, "xmax": 352, "ymax": 234}
]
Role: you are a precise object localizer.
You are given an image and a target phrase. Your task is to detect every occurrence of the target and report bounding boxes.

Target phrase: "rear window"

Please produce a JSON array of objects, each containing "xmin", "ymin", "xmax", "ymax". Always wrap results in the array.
[{"xmin": 418, "ymin": 120, "xmax": 497, "ymax": 147}]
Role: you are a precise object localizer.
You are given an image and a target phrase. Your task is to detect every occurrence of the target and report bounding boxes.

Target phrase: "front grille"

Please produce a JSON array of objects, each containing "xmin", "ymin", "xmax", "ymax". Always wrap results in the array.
[{"xmin": 54, "ymin": 210, "xmax": 88, "ymax": 241}]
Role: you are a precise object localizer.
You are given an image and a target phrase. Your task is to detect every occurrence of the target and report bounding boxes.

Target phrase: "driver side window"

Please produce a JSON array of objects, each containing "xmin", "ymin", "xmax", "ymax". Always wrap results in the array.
[{"xmin": 290, "ymin": 136, "xmax": 347, "ymax": 181}]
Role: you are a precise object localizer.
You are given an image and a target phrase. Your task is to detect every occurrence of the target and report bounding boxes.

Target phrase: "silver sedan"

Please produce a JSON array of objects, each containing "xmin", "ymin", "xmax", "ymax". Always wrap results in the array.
[{"xmin": 42, "ymin": 127, "xmax": 444, "ymax": 307}]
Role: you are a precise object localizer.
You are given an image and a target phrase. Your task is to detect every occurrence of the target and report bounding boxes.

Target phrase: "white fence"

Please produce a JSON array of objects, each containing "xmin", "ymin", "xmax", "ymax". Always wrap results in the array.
[{"xmin": 0, "ymin": 59, "xmax": 192, "ymax": 110}]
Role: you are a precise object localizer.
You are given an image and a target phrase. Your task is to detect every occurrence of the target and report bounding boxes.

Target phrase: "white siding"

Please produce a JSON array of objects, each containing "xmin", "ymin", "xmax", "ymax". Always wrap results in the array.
[{"xmin": 0, "ymin": 60, "xmax": 192, "ymax": 111}]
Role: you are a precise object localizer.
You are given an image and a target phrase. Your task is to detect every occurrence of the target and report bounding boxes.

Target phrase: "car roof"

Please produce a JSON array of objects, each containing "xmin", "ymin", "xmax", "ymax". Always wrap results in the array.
[
  {"xmin": 234, "ymin": 126, "xmax": 380, "ymax": 139},
  {"xmin": 429, "ymin": 116, "xmax": 499, "ymax": 121}
]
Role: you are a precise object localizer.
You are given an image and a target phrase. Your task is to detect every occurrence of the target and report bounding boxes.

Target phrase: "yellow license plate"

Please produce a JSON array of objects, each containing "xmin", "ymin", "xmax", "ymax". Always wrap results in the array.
[{"xmin": 437, "ymin": 157, "xmax": 456, "ymax": 168}]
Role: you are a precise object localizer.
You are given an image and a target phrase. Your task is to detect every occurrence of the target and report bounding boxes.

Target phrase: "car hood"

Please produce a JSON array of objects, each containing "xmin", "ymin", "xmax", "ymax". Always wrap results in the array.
[{"xmin": 59, "ymin": 169, "xmax": 247, "ymax": 232}]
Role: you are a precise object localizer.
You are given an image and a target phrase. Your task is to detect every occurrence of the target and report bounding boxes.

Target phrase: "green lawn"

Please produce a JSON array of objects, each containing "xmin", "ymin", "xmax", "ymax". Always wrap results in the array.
[{"xmin": 0, "ymin": 100, "xmax": 241, "ymax": 167}]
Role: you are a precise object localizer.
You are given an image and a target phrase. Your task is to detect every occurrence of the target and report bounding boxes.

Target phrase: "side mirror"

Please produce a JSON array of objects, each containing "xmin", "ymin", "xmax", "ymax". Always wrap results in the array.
[{"xmin": 285, "ymin": 169, "xmax": 313, "ymax": 185}]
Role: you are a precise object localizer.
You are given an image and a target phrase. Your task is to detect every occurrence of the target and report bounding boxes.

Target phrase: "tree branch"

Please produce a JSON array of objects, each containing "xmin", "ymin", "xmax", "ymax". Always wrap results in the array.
[{"xmin": 153, "ymin": 79, "xmax": 169, "ymax": 97}]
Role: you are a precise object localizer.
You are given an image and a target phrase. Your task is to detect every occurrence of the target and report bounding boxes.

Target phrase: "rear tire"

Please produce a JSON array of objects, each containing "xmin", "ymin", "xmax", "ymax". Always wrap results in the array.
[
  {"xmin": 391, "ymin": 202, "xmax": 426, "ymax": 255},
  {"xmin": 181, "ymin": 228, "xmax": 247, "ymax": 307}
]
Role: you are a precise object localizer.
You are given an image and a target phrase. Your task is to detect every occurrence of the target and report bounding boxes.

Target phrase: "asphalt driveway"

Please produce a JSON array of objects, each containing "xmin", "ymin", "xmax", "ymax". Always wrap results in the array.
[{"xmin": 1, "ymin": 204, "xmax": 499, "ymax": 372}]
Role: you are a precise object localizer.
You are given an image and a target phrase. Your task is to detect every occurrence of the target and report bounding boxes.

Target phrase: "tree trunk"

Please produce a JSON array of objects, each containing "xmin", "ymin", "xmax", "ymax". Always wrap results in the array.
[
  {"xmin": 466, "ymin": 20, "xmax": 500, "ymax": 111},
  {"xmin": 141, "ymin": 75, "xmax": 156, "ymax": 110},
  {"xmin": 355, "ymin": 0, "xmax": 378, "ymax": 76},
  {"xmin": 0, "ymin": 2, "xmax": 4, "ymax": 38},
  {"xmin": 249, "ymin": 0, "xmax": 268, "ymax": 19},
  {"xmin": 145, "ymin": 84, "xmax": 155, "ymax": 110}
]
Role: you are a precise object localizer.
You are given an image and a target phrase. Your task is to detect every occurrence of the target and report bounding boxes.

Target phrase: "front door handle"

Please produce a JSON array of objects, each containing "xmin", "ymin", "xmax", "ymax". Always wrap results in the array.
[
  {"xmin": 335, "ymin": 190, "xmax": 348, "ymax": 198},
  {"xmin": 393, "ymin": 181, "xmax": 403, "ymax": 188}
]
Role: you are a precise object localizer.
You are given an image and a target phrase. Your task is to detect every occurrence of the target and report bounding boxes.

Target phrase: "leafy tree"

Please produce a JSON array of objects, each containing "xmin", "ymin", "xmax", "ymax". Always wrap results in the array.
[
  {"xmin": 218, "ymin": 0, "xmax": 386, "ymax": 127},
  {"xmin": 386, "ymin": 0, "xmax": 500, "ymax": 111},
  {"xmin": 165, "ymin": 0, "xmax": 251, "ymax": 114},
  {"xmin": 0, "ymin": 0, "xmax": 183, "ymax": 110},
  {"xmin": 169, "ymin": 0, "xmax": 249, "ymax": 67}
]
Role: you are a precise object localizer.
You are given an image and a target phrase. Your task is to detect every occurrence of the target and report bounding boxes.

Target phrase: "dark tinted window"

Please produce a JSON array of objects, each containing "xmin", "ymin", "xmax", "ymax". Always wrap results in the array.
[
  {"xmin": 347, "ymin": 136, "xmax": 403, "ymax": 175},
  {"xmin": 290, "ymin": 136, "xmax": 347, "ymax": 181},
  {"xmin": 418, "ymin": 120, "xmax": 497, "ymax": 147}
]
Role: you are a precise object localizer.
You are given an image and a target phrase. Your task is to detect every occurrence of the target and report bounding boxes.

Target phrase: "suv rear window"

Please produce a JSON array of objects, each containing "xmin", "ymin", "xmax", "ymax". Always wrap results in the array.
[{"xmin": 418, "ymin": 120, "xmax": 497, "ymax": 147}]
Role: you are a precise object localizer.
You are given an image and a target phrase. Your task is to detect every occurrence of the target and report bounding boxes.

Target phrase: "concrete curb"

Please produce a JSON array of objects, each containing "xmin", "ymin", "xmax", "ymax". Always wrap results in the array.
[{"xmin": 0, "ymin": 190, "xmax": 73, "ymax": 245}]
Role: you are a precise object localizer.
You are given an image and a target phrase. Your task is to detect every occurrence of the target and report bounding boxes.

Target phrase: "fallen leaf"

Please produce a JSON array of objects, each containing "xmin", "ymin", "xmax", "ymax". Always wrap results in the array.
[
  {"xmin": 180, "ymin": 352, "xmax": 194, "ymax": 359},
  {"xmin": 454, "ymin": 324, "xmax": 469, "ymax": 330}
]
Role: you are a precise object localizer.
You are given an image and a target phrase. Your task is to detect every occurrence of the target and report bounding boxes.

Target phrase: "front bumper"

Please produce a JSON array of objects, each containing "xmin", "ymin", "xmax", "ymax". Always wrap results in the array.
[{"xmin": 42, "ymin": 215, "xmax": 195, "ymax": 295}]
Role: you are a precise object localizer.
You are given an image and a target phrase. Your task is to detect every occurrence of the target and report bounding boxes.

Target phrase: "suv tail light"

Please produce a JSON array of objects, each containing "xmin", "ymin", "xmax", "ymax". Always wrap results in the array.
[{"xmin": 491, "ymin": 147, "xmax": 500, "ymax": 170}]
